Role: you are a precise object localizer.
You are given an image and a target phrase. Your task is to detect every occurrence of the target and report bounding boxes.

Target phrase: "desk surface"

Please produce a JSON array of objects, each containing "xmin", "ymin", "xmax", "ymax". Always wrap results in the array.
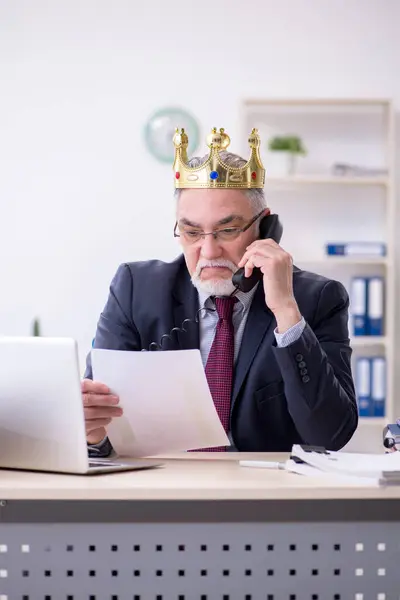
[{"xmin": 0, "ymin": 452, "xmax": 399, "ymax": 501}]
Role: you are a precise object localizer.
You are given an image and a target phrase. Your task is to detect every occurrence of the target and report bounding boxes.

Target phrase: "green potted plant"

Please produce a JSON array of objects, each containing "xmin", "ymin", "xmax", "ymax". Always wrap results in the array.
[
  {"xmin": 267, "ymin": 135, "xmax": 307, "ymax": 176},
  {"xmin": 32, "ymin": 318, "xmax": 41, "ymax": 337}
]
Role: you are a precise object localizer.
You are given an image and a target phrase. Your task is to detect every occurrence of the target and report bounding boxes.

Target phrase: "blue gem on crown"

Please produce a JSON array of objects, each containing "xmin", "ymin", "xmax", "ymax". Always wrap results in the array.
[{"xmin": 210, "ymin": 170, "xmax": 219, "ymax": 180}]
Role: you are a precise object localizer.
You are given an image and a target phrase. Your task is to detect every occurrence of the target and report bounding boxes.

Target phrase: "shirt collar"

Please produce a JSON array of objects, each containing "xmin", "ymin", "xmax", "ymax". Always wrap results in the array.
[{"xmin": 198, "ymin": 283, "xmax": 258, "ymax": 317}]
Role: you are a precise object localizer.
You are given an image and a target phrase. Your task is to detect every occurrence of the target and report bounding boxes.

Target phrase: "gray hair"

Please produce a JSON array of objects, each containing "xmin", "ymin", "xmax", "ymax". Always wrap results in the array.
[{"xmin": 174, "ymin": 150, "xmax": 266, "ymax": 215}]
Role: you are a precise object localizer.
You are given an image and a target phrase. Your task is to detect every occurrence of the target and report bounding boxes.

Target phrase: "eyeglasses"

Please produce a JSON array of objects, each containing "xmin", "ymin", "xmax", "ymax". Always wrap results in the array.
[{"xmin": 174, "ymin": 210, "xmax": 264, "ymax": 245}]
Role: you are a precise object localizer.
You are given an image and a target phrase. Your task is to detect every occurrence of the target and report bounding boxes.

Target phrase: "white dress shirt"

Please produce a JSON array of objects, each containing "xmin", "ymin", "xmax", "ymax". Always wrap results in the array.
[{"xmin": 197, "ymin": 284, "xmax": 306, "ymax": 368}]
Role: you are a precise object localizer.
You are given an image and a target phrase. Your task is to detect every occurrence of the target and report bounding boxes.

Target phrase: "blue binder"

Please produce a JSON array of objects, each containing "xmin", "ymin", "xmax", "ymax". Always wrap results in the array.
[
  {"xmin": 371, "ymin": 357, "xmax": 386, "ymax": 417},
  {"xmin": 355, "ymin": 357, "xmax": 372, "ymax": 417},
  {"xmin": 350, "ymin": 277, "xmax": 367, "ymax": 336},
  {"xmin": 367, "ymin": 277, "xmax": 384, "ymax": 336},
  {"xmin": 326, "ymin": 242, "xmax": 386, "ymax": 256}
]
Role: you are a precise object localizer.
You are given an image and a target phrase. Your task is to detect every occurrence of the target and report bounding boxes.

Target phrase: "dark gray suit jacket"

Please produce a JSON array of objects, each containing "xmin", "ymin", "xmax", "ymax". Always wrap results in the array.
[{"xmin": 85, "ymin": 255, "xmax": 358, "ymax": 452}]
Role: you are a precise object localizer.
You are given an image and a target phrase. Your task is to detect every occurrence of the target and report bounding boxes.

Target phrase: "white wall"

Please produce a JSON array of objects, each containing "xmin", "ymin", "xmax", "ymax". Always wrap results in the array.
[{"xmin": 1, "ymin": 0, "xmax": 400, "ymax": 373}]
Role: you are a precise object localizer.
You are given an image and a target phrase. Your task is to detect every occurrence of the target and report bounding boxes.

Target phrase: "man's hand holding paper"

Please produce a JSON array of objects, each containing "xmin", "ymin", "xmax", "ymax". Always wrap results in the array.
[
  {"xmin": 90, "ymin": 348, "xmax": 230, "ymax": 457},
  {"xmin": 82, "ymin": 379, "xmax": 123, "ymax": 444}
]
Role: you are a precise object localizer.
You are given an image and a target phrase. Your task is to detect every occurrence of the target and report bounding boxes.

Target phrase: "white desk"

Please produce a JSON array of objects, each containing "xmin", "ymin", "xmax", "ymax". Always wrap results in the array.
[{"xmin": 1, "ymin": 453, "xmax": 399, "ymax": 599}]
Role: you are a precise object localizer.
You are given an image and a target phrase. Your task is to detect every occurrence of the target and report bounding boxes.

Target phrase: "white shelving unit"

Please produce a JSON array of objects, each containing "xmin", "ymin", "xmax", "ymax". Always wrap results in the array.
[
  {"xmin": 240, "ymin": 98, "xmax": 396, "ymax": 453},
  {"xmin": 265, "ymin": 175, "xmax": 389, "ymax": 186}
]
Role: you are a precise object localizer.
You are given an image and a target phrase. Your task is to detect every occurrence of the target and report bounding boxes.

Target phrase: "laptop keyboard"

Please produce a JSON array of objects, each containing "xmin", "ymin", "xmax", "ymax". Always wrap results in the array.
[{"xmin": 88, "ymin": 460, "xmax": 124, "ymax": 468}]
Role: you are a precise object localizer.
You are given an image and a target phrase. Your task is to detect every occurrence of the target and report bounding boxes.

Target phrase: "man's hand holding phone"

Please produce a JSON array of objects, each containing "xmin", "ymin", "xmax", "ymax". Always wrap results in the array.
[{"xmin": 238, "ymin": 238, "xmax": 302, "ymax": 333}]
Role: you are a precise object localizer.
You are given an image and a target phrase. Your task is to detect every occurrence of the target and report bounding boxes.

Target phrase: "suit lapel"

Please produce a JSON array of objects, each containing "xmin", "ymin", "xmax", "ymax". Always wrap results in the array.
[
  {"xmin": 172, "ymin": 263, "xmax": 200, "ymax": 350},
  {"xmin": 232, "ymin": 284, "xmax": 275, "ymax": 406}
]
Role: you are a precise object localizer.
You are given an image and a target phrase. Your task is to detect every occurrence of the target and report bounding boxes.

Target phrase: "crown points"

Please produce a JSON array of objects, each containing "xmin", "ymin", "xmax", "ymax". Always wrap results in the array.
[
  {"xmin": 206, "ymin": 127, "xmax": 231, "ymax": 150},
  {"xmin": 173, "ymin": 128, "xmax": 189, "ymax": 148},
  {"xmin": 219, "ymin": 128, "xmax": 230, "ymax": 150},
  {"xmin": 206, "ymin": 127, "xmax": 222, "ymax": 149},
  {"xmin": 248, "ymin": 128, "xmax": 260, "ymax": 149}
]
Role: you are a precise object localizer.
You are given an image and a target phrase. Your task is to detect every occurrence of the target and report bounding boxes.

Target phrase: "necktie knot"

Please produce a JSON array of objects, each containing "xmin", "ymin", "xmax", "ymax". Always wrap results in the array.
[{"xmin": 214, "ymin": 297, "xmax": 237, "ymax": 321}]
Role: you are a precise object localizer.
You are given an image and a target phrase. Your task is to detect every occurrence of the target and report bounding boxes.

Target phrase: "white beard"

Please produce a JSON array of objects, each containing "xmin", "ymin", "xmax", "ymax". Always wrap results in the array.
[{"xmin": 191, "ymin": 258, "xmax": 237, "ymax": 297}]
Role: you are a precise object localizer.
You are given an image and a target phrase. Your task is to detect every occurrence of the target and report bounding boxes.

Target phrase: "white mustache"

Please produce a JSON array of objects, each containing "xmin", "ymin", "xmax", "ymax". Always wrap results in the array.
[{"xmin": 194, "ymin": 259, "xmax": 238, "ymax": 278}]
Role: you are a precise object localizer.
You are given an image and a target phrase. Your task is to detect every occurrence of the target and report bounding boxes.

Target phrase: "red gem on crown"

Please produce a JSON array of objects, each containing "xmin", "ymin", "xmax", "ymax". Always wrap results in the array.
[
  {"xmin": 175, "ymin": 172, "xmax": 181, "ymax": 179},
  {"xmin": 251, "ymin": 171, "xmax": 257, "ymax": 180}
]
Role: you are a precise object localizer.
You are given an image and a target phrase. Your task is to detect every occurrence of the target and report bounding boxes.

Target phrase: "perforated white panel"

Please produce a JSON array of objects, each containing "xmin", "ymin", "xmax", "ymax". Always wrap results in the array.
[{"xmin": 0, "ymin": 522, "xmax": 400, "ymax": 599}]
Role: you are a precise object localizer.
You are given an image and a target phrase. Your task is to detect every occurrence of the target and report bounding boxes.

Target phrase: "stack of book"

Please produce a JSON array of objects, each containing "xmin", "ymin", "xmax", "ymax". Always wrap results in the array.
[
  {"xmin": 356, "ymin": 356, "xmax": 386, "ymax": 417},
  {"xmin": 349, "ymin": 271, "xmax": 386, "ymax": 418},
  {"xmin": 324, "ymin": 241, "xmax": 387, "ymax": 418},
  {"xmin": 325, "ymin": 241, "xmax": 386, "ymax": 257},
  {"xmin": 350, "ymin": 276, "xmax": 384, "ymax": 336}
]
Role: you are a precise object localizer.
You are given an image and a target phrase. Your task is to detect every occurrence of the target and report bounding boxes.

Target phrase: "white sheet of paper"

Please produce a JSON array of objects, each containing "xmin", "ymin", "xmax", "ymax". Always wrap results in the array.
[
  {"xmin": 91, "ymin": 348, "xmax": 230, "ymax": 457},
  {"xmin": 285, "ymin": 459, "xmax": 381, "ymax": 487},
  {"xmin": 291, "ymin": 444, "xmax": 400, "ymax": 478}
]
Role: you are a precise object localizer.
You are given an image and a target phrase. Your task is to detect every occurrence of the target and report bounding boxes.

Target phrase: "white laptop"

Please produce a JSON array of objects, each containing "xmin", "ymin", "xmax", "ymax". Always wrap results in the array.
[{"xmin": 0, "ymin": 337, "xmax": 162, "ymax": 475}]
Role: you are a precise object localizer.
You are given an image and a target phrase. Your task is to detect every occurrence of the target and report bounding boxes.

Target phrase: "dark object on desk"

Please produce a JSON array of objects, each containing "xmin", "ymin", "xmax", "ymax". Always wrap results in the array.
[
  {"xmin": 290, "ymin": 445, "xmax": 329, "ymax": 464},
  {"xmin": 383, "ymin": 423, "xmax": 400, "ymax": 450},
  {"xmin": 299, "ymin": 445, "xmax": 329, "ymax": 454}
]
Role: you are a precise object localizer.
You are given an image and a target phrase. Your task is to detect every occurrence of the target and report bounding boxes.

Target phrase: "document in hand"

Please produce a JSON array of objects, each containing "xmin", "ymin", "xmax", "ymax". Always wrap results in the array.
[
  {"xmin": 91, "ymin": 348, "xmax": 230, "ymax": 457},
  {"xmin": 287, "ymin": 444, "xmax": 400, "ymax": 486}
]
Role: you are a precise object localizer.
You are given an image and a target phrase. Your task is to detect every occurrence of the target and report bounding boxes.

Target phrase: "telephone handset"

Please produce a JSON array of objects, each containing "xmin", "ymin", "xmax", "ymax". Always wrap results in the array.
[
  {"xmin": 231, "ymin": 214, "xmax": 283, "ymax": 293},
  {"xmin": 144, "ymin": 213, "xmax": 283, "ymax": 350}
]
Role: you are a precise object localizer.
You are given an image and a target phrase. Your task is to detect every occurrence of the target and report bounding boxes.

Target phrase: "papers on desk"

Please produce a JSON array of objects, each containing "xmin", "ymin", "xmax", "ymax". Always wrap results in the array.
[
  {"xmin": 91, "ymin": 348, "xmax": 230, "ymax": 457},
  {"xmin": 287, "ymin": 444, "xmax": 400, "ymax": 486}
]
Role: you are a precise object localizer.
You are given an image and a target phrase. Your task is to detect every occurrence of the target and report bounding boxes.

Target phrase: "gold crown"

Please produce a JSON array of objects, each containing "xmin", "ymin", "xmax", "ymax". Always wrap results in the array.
[{"xmin": 173, "ymin": 127, "xmax": 265, "ymax": 189}]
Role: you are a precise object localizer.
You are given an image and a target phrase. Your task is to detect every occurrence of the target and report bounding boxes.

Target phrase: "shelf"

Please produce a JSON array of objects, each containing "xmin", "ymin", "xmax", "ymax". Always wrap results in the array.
[
  {"xmin": 242, "ymin": 96, "xmax": 395, "ymax": 454},
  {"xmin": 351, "ymin": 337, "xmax": 387, "ymax": 348},
  {"xmin": 265, "ymin": 175, "xmax": 388, "ymax": 186},
  {"xmin": 296, "ymin": 257, "xmax": 388, "ymax": 266},
  {"xmin": 358, "ymin": 417, "xmax": 387, "ymax": 426},
  {"xmin": 244, "ymin": 98, "xmax": 392, "ymax": 107}
]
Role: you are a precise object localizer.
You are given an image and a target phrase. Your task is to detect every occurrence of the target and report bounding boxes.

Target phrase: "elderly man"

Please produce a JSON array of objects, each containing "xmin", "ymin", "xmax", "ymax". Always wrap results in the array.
[{"xmin": 82, "ymin": 127, "xmax": 357, "ymax": 456}]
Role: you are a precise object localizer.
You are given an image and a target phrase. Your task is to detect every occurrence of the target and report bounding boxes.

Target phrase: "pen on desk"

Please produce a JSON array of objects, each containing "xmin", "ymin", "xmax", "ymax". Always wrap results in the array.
[{"xmin": 239, "ymin": 460, "xmax": 286, "ymax": 470}]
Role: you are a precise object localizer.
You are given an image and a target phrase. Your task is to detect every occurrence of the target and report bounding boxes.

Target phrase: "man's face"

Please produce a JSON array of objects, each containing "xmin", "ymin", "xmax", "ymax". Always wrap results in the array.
[{"xmin": 176, "ymin": 189, "xmax": 266, "ymax": 296}]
